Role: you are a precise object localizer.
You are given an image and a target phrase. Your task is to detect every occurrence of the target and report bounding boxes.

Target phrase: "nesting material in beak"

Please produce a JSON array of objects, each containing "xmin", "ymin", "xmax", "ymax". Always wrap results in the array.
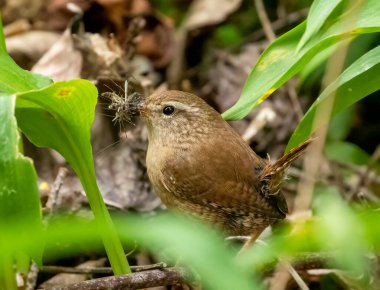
[{"xmin": 101, "ymin": 80, "xmax": 144, "ymax": 127}]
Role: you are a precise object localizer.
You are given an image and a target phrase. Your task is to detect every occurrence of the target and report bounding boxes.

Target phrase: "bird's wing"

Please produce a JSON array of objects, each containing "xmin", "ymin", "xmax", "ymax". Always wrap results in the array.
[{"xmin": 160, "ymin": 132, "xmax": 286, "ymax": 220}]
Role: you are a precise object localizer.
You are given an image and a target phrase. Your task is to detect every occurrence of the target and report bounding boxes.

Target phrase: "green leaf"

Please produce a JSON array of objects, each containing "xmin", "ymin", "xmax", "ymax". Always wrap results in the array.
[
  {"xmin": 0, "ymin": 53, "xmax": 51, "ymax": 95},
  {"xmin": 287, "ymin": 45, "xmax": 380, "ymax": 152},
  {"xmin": 222, "ymin": 0, "xmax": 380, "ymax": 120},
  {"xmin": 15, "ymin": 80, "xmax": 130, "ymax": 274},
  {"xmin": 0, "ymin": 96, "xmax": 42, "ymax": 289},
  {"xmin": 296, "ymin": 0, "xmax": 343, "ymax": 52},
  {"xmin": 0, "ymin": 17, "xmax": 51, "ymax": 95},
  {"xmin": 0, "ymin": 16, "xmax": 129, "ymax": 274},
  {"xmin": 324, "ymin": 141, "xmax": 380, "ymax": 173}
]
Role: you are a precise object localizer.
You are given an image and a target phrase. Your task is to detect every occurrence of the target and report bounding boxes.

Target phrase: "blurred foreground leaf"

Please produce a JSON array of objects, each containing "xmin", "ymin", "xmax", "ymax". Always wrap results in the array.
[
  {"xmin": 314, "ymin": 187, "xmax": 369, "ymax": 276},
  {"xmin": 41, "ymin": 203, "xmax": 380, "ymax": 290},
  {"xmin": 44, "ymin": 213, "xmax": 261, "ymax": 290},
  {"xmin": 117, "ymin": 214, "xmax": 259, "ymax": 290}
]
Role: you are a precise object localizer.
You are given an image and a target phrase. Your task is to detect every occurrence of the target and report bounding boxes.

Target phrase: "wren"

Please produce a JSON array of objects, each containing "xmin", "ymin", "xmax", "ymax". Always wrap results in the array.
[{"xmin": 136, "ymin": 90, "xmax": 309, "ymax": 242}]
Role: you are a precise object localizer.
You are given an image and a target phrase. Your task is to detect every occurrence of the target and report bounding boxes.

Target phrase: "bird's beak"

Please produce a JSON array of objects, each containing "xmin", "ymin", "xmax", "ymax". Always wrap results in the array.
[
  {"xmin": 127, "ymin": 92, "xmax": 146, "ymax": 117},
  {"xmin": 137, "ymin": 97, "xmax": 148, "ymax": 118}
]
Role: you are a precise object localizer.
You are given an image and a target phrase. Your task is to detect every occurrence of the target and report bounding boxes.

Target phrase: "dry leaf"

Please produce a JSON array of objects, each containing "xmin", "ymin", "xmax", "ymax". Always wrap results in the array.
[
  {"xmin": 185, "ymin": 0, "xmax": 242, "ymax": 30},
  {"xmin": 32, "ymin": 29, "xmax": 82, "ymax": 81},
  {"xmin": 6, "ymin": 31, "xmax": 60, "ymax": 69},
  {"xmin": 87, "ymin": 33, "xmax": 123, "ymax": 67}
]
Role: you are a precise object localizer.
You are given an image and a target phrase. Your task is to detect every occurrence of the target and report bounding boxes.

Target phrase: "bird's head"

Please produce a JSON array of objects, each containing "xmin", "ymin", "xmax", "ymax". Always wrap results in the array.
[{"xmin": 137, "ymin": 90, "xmax": 222, "ymax": 143}]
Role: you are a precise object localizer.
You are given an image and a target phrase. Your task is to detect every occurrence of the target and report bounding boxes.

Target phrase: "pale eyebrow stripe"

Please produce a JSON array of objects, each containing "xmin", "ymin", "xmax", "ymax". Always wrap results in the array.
[{"xmin": 165, "ymin": 101, "xmax": 200, "ymax": 113}]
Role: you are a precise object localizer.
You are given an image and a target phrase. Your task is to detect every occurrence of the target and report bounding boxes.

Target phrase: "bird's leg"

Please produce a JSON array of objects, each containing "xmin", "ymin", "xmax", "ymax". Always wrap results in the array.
[{"xmin": 238, "ymin": 228, "xmax": 265, "ymax": 255}]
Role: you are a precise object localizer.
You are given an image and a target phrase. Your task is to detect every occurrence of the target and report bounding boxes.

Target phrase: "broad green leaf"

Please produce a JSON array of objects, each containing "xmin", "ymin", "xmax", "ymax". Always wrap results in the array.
[
  {"xmin": 0, "ymin": 16, "xmax": 51, "ymax": 95},
  {"xmin": 287, "ymin": 45, "xmax": 380, "ymax": 152},
  {"xmin": 0, "ymin": 17, "xmax": 128, "ymax": 274},
  {"xmin": 0, "ymin": 53, "xmax": 51, "ymax": 94},
  {"xmin": 296, "ymin": 0, "xmax": 343, "ymax": 52},
  {"xmin": 223, "ymin": 0, "xmax": 380, "ymax": 120},
  {"xmin": 0, "ymin": 96, "xmax": 42, "ymax": 290},
  {"xmin": 15, "ymin": 80, "xmax": 130, "ymax": 274}
]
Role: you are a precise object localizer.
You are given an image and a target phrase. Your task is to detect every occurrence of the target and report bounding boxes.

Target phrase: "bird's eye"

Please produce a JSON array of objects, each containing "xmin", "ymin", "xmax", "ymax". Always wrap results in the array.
[{"xmin": 163, "ymin": 105, "xmax": 175, "ymax": 116}]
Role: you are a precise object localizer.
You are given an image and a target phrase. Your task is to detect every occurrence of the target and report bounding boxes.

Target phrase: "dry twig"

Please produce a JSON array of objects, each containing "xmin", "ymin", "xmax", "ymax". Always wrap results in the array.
[
  {"xmin": 41, "ymin": 262, "xmax": 167, "ymax": 275},
  {"xmin": 246, "ymin": 8, "xmax": 308, "ymax": 43},
  {"xmin": 253, "ymin": 0, "xmax": 276, "ymax": 42},
  {"xmin": 45, "ymin": 167, "xmax": 69, "ymax": 214}
]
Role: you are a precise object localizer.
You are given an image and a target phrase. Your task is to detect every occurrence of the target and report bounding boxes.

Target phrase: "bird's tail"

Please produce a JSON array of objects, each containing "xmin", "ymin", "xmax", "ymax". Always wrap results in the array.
[{"xmin": 259, "ymin": 139, "xmax": 313, "ymax": 197}]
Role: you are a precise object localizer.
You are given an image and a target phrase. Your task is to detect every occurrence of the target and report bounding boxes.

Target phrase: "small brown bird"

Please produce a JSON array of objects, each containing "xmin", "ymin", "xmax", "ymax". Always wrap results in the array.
[{"xmin": 137, "ymin": 90, "xmax": 309, "ymax": 242}]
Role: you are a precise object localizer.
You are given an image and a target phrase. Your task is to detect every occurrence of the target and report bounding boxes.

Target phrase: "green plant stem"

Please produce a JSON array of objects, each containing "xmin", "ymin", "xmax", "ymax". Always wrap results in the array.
[
  {"xmin": 0, "ymin": 252, "xmax": 17, "ymax": 290},
  {"xmin": 78, "ymin": 163, "xmax": 130, "ymax": 274}
]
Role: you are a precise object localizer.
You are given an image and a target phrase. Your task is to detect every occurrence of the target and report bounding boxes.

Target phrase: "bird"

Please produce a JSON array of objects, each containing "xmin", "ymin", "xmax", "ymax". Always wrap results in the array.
[{"xmin": 135, "ymin": 90, "xmax": 310, "ymax": 245}]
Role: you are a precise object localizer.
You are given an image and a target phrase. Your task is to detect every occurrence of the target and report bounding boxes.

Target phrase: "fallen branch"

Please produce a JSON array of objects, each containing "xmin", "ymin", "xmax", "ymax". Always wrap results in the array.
[
  {"xmin": 47, "ymin": 267, "xmax": 189, "ymax": 290},
  {"xmin": 43, "ymin": 252, "xmax": 336, "ymax": 290}
]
